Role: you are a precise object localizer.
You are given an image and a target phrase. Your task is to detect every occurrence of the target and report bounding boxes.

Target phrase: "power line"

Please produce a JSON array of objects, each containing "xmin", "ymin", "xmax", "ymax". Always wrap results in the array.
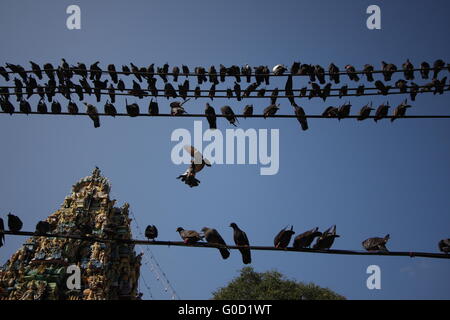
[
  {"xmin": 3, "ymin": 230, "xmax": 449, "ymax": 260},
  {"xmin": 1, "ymin": 111, "xmax": 450, "ymax": 119}
]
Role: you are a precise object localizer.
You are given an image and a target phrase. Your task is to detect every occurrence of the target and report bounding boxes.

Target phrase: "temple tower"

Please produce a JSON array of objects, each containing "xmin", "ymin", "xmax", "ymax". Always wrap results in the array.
[{"xmin": 0, "ymin": 167, "xmax": 142, "ymax": 300}]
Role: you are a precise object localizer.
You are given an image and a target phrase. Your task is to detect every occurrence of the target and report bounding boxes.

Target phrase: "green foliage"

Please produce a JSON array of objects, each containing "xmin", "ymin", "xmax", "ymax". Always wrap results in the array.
[{"xmin": 212, "ymin": 267, "xmax": 345, "ymax": 300}]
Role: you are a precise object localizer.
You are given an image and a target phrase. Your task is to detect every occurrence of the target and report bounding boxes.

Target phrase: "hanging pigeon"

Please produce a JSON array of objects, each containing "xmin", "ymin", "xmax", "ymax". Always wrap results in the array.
[
  {"xmin": 362, "ymin": 235, "xmax": 390, "ymax": 252},
  {"xmin": 221, "ymin": 105, "xmax": 238, "ymax": 126},
  {"xmin": 391, "ymin": 99, "xmax": 411, "ymax": 122},
  {"xmin": 274, "ymin": 226, "xmax": 295, "ymax": 248},
  {"xmin": 202, "ymin": 227, "xmax": 230, "ymax": 260},
  {"xmin": 7, "ymin": 213, "xmax": 23, "ymax": 232},
  {"xmin": 293, "ymin": 227, "xmax": 322, "ymax": 249},
  {"xmin": 176, "ymin": 227, "xmax": 204, "ymax": 244},
  {"xmin": 357, "ymin": 102, "xmax": 374, "ymax": 121},
  {"xmin": 293, "ymin": 106, "xmax": 308, "ymax": 131},
  {"xmin": 313, "ymin": 225, "xmax": 339, "ymax": 250},
  {"xmin": 176, "ymin": 145, "xmax": 211, "ymax": 188},
  {"xmin": 84, "ymin": 103, "xmax": 100, "ymax": 128},
  {"xmin": 439, "ymin": 239, "xmax": 450, "ymax": 254},
  {"xmin": 374, "ymin": 102, "xmax": 390, "ymax": 122},
  {"xmin": 229, "ymin": 222, "xmax": 251, "ymax": 264},
  {"xmin": 205, "ymin": 103, "xmax": 217, "ymax": 129},
  {"xmin": 145, "ymin": 225, "xmax": 158, "ymax": 240},
  {"xmin": 35, "ymin": 221, "xmax": 51, "ymax": 235},
  {"xmin": 104, "ymin": 100, "xmax": 117, "ymax": 117}
]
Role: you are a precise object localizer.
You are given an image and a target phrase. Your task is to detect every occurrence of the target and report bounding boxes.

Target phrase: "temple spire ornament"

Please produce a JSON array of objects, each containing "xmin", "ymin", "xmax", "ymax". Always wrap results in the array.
[{"xmin": 0, "ymin": 168, "xmax": 142, "ymax": 300}]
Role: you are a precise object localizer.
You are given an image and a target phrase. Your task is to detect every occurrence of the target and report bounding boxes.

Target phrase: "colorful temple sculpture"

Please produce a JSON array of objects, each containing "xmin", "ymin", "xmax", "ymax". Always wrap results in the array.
[{"xmin": 0, "ymin": 167, "xmax": 142, "ymax": 300}]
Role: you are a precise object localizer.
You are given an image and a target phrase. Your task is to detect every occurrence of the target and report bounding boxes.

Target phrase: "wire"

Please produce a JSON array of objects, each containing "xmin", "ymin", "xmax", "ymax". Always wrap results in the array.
[
  {"xmin": 3, "ymin": 231, "xmax": 449, "ymax": 260},
  {"xmin": 1, "ymin": 111, "xmax": 450, "ymax": 119}
]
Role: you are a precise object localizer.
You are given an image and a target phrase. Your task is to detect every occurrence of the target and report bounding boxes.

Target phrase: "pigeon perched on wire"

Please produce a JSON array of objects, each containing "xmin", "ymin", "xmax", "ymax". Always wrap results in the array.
[
  {"xmin": 234, "ymin": 82, "xmax": 242, "ymax": 101},
  {"xmin": 322, "ymin": 106, "xmax": 339, "ymax": 118},
  {"xmin": 202, "ymin": 227, "xmax": 230, "ymax": 260},
  {"xmin": 104, "ymin": 101, "xmax": 117, "ymax": 117},
  {"xmin": 345, "ymin": 65, "xmax": 359, "ymax": 82},
  {"xmin": 263, "ymin": 104, "xmax": 279, "ymax": 118},
  {"xmin": 375, "ymin": 80, "xmax": 391, "ymax": 96},
  {"xmin": 29, "ymin": 61, "xmax": 43, "ymax": 80},
  {"xmin": 314, "ymin": 65, "xmax": 326, "ymax": 84},
  {"xmin": 363, "ymin": 64, "xmax": 374, "ymax": 82},
  {"xmin": 221, "ymin": 105, "xmax": 238, "ymax": 126},
  {"xmin": 19, "ymin": 99, "xmax": 31, "ymax": 115},
  {"xmin": 205, "ymin": 103, "xmax": 217, "ymax": 129},
  {"xmin": 84, "ymin": 103, "xmax": 100, "ymax": 127},
  {"xmin": 172, "ymin": 66, "xmax": 180, "ymax": 82},
  {"xmin": 337, "ymin": 102, "xmax": 351, "ymax": 121},
  {"xmin": 243, "ymin": 104, "xmax": 253, "ymax": 118},
  {"xmin": 0, "ymin": 66, "xmax": 9, "ymax": 81},
  {"xmin": 313, "ymin": 225, "xmax": 339, "ymax": 250},
  {"xmin": 293, "ymin": 106, "xmax": 308, "ymax": 131},
  {"xmin": 145, "ymin": 225, "xmax": 158, "ymax": 240},
  {"xmin": 67, "ymin": 101, "xmax": 79, "ymax": 115},
  {"xmin": 148, "ymin": 99, "xmax": 159, "ymax": 116},
  {"xmin": 382, "ymin": 61, "xmax": 397, "ymax": 81},
  {"xmin": 357, "ymin": 102, "xmax": 374, "ymax": 121},
  {"xmin": 107, "ymin": 64, "xmax": 118, "ymax": 83},
  {"xmin": 409, "ymin": 82, "xmax": 419, "ymax": 101},
  {"xmin": 176, "ymin": 145, "xmax": 211, "ymax": 188},
  {"xmin": 362, "ymin": 235, "xmax": 390, "ymax": 252},
  {"xmin": 230, "ymin": 222, "xmax": 251, "ymax": 264},
  {"xmin": 176, "ymin": 227, "xmax": 204, "ymax": 244},
  {"xmin": 402, "ymin": 59, "xmax": 415, "ymax": 80},
  {"xmin": 241, "ymin": 64, "xmax": 252, "ymax": 83},
  {"xmin": 432, "ymin": 59, "xmax": 446, "ymax": 79},
  {"xmin": 272, "ymin": 64, "xmax": 287, "ymax": 76},
  {"xmin": 274, "ymin": 226, "xmax": 295, "ymax": 248},
  {"xmin": 374, "ymin": 102, "xmax": 390, "ymax": 122},
  {"xmin": 328, "ymin": 63, "xmax": 340, "ymax": 84},
  {"xmin": 338, "ymin": 85, "xmax": 348, "ymax": 99},
  {"xmin": 37, "ymin": 99, "xmax": 47, "ymax": 114},
  {"xmin": 51, "ymin": 100, "xmax": 61, "ymax": 114},
  {"xmin": 7, "ymin": 213, "xmax": 23, "ymax": 232},
  {"xmin": 439, "ymin": 239, "xmax": 450, "ymax": 254},
  {"xmin": 170, "ymin": 100, "xmax": 189, "ymax": 116},
  {"xmin": 0, "ymin": 217, "xmax": 4, "ymax": 248},
  {"xmin": 0, "ymin": 97, "xmax": 14, "ymax": 115},
  {"xmin": 391, "ymin": 99, "xmax": 411, "ymax": 122},
  {"xmin": 293, "ymin": 227, "xmax": 322, "ymax": 249},
  {"xmin": 35, "ymin": 221, "xmax": 51, "ymax": 235},
  {"xmin": 395, "ymin": 80, "xmax": 408, "ymax": 93}
]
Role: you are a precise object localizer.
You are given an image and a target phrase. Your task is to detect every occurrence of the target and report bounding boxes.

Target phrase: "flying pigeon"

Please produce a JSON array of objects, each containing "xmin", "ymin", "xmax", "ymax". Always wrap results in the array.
[
  {"xmin": 293, "ymin": 227, "xmax": 322, "ymax": 249},
  {"xmin": 205, "ymin": 103, "xmax": 217, "ymax": 129},
  {"xmin": 202, "ymin": 227, "xmax": 230, "ymax": 259},
  {"xmin": 362, "ymin": 235, "xmax": 390, "ymax": 252},
  {"xmin": 176, "ymin": 227, "xmax": 204, "ymax": 244},
  {"xmin": 104, "ymin": 101, "xmax": 117, "ymax": 117},
  {"xmin": 35, "ymin": 221, "xmax": 51, "ymax": 235},
  {"xmin": 313, "ymin": 225, "xmax": 339, "ymax": 250},
  {"xmin": 176, "ymin": 145, "xmax": 211, "ymax": 188},
  {"xmin": 230, "ymin": 222, "xmax": 251, "ymax": 264},
  {"xmin": 374, "ymin": 102, "xmax": 390, "ymax": 122},
  {"xmin": 145, "ymin": 225, "xmax": 158, "ymax": 240},
  {"xmin": 274, "ymin": 226, "xmax": 295, "ymax": 248},
  {"xmin": 357, "ymin": 102, "xmax": 374, "ymax": 121},
  {"xmin": 84, "ymin": 103, "xmax": 100, "ymax": 127},
  {"xmin": 7, "ymin": 213, "xmax": 23, "ymax": 232},
  {"xmin": 221, "ymin": 105, "xmax": 238, "ymax": 126},
  {"xmin": 439, "ymin": 239, "xmax": 450, "ymax": 254}
]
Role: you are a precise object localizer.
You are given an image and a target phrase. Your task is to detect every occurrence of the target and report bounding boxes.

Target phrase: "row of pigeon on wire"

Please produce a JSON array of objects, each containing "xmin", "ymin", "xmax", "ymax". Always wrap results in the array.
[
  {"xmin": 2, "ymin": 214, "xmax": 449, "ymax": 264},
  {"xmin": 1, "ymin": 60, "xmax": 449, "ymax": 85},
  {"xmin": 0, "ymin": 96, "xmax": 415, "ymax": 129},
  {"xmin": 0, "ymin": 74, "xmax": 447, "ymax": 106}
]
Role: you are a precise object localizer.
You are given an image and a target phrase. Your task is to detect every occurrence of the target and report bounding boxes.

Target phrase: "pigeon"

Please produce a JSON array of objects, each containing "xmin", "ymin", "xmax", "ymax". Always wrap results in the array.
[
  {"xmin": 382, "ymin": 61, "xmax": 397, "ymax": 81},
  {"xmin": 337, "ymin": 102, "xmax": 351, "ymax": 121},
  {"xmin": 395, "ymin": 80, "xmax": 408, "ymax": 93},
  {"xmin": 126, "ymin": 99, "xmax": 140, "ymax": 117},
  {"xmin": 374, "ymin": 102, "xmax": 390, "ymax": 122},
  {"xmin": 433, "ymin": 77, "xmax": 447, "ymax": 95},
  {"xmin": 221, "ymin": 105, "xmax": 238, "ymax": 126},
  {"xmin": 202, "ymin": 227, "xmax": 230, "ymax": 259},
  {"xmin": 176, "ymin": 227, "xmax": 203, "ymax": 244},
  {"xmin": 257, "ymin": 88, "xmax": 266, "ymax": 97},
  {"xmin": 25, "ymin": 76, "xmax": 37, "ymax": 98},
  {"xmin": 328, "ymin": 63, "xmax": 340, "ymax": 84},
  {"xmin": 345, "ymin": 65, "xmax": 359, "ymax": 82},
  {"xmin": 230, "ymin": 222, "xmax": 251, "ymax": 264},
  {"xmin": 313, "ymin": 225, "xmax": 339, "ymax": 250},
  {"xmin": 314, "ymin": 65, "xmax": 326, "ymax": 84},
  {"xmin": 357, "ymin": 103, "xmax": 374, "ymax": 121},
  {"xmin": 208, "ymin": 66, "xmax": 219, "ymax": 84},
  {"xmin": 263, "ymin": 104, "xmax": 279, "ymax": 118},
  {"xmin": 67, "ymin": 101, "xmax": 79, "ymax": 114},
  {"xmin": 243, "ymin": 104, "xmax": 253, "ymax": 118},
  {"xmin": 293, "ymin": 106, "xmax": 308, "ymax": 131},
  {"xmin": 164, "ymin": 83, "xmax": 178, "ymax": 99},
  {"xmin": 322, "ymin": 106, "xmax": 339, "ymax": 118},
  {"xmin": 130, "ymin": 80, "xmax": 144, "ymax": 99},
  {"xmin": 19, "ymin": 99, "xmax": 31, "ymax": 115},
  {"xmin": 29, "ymin": 61, "xmax": 43, "ymax": 80},
  {"xmin": 409, "ymin": 82, "xmax": 419, "ymax": 101},
  {"xmin": 122, "ymin": 65, "xmax": 131, "ymax": 76},
  {"xmin": 243, "ymin": 82, "xmax": 259, "ymax": 98},
  {"xmin": 402, "ymin": 59, "xmax": 415, "ymax": 80},
  {"xmin": 290, "ymin": 62, "xmax": 301, "ymax": 75},
  {"xmin": 375, "ymin": 80, "xmax": 391, "ymax": 95},
  {"xmin": 363, "ymin": 64, "xmax": 375, "ymax": 82},
  {"xmin": 195, "ymin": 66, "xmax": 207, "ymax": 84},
  {"xmin": 433, "ymin": 59, "xmax": 446, "ymax": 79},
  {"xmin": 0, "ymin": 66, "xmax": 9, "ymax": 81},
  {"xmin": 73, "ymin": 84, "xmax": 84, "ymax": 100},
  {"xmin": 208, "ymin": 84, "xmax": 216, "ymax": 101},
  {"xmin": 145, "ymin": 225, "xmax": 158, "ymax": 240},
  {"xmin": 14, "ymin": 78, "xmax": 24, "ymax": 101},
  {"xmin": 439, "ymin": 239, "xmax": 450, "ymax": 254},
  {"xmin": 37, "ymin": 99, "xmax": 47, "ymax": 114},
  {"xmin": 43, "ymin": 63, "xmax": 55, "ymax": 80},
  {"xmin": 293, "ymin": 227, "xmax": 322, "ymax": 249},
  {"xmin": 7, "ymin": 213, "xmax": 23, "ymax": 232},
  {"xmin": 241, "ymin": 64, "xmax": 252, "ymax": 83},
  {"xmin": 104, "ymin": 101, "xmax": 117, "ymax": 117},
  {"xmin": 51, "ymin": 100, "xmax": 62, "ymax": 114},
  {"xmin": 362, "ymin": 235, "xmax": 390, "ymax": 252},
  {"xmin": 6, "ymin": 63, "xmax": 27, "ymax": 81},
  {"xmin": 0, "ymin": 217, "xmax": 4, "ymax": 247},
  {"xmin": 420, "ymin": 61, "xmax": 431, "ymax": 79},
  {"xmin": 356, "ymin": 85, "xmax": 365, "ymax": 96},
  {"xmin": 253, "ymin": 65, "xmax": 265, "ymax": 85},
  {"xmin": 172, "ymin": 66, "xmax": 180, "ymax": 82},
  {"xmin": 234, "ymin": 82, "xmax": 242, "ymax": 101},
  {"xmin": 391, "ymin": 99, "xmax": 411, "ymax": 122},
  {"xmin": 273, "ymin": 64, "xmax": 287, "ymax": 76},
  {"xmin": 228, "ymin": 65, "xmax": 241, "ymax": 82},
  {"xmin": 205, "ymin": 103, "xmax": 217, "ymax": 129},
  {"xmin": 89, "ymin": 61, "xmax": 102, "ymax": 81},
  {"xmin": 35, "ymin": 221, "xmax": 51, "ymax": 235},
  {"xmin": 108, "ymin": 84, "xmax": 116, "ymax": 103},
  {"xmin": 274, "ymin": 226, "xmax": 295, "ymax": 248},
  {"xmin": 73, "ymin": 62, "xmax": 87, "ymax": 78},
  {"xmin": 182, "ymin": 65, "xmax": 190, "ymax": 78},
  {"xmin": 148, "ymin": 99, "xmax": 159, "ymax": 116},
  {"xmin": 194, "ymin": 86, "xmax": 201, "ymax": 99},
  {"xmin": 107, "ymin": 64, "xmax": 118, "ymax": 83},
  {"xmin": 309, "ymin": 82, "xmax": 321, "ymax": 99},
  {"xmin": 84, "ymin": 103, "xmax": 100, "ymax": 128},
  {"xmin": 117, "ymin": 79, "xmax": 125, "ymax": 92},
  {"xmin": 170, "ymin": 101, "xmax": 187, "ymax": 116},
  {"xmin": 0, "ymin": 98, "xmax": 14, "ymax": 115},
  {"xmin": 320, "ymin": 83, "xmax": 332, "ymax": 101},
  {"xmin": 338, "ymin": 85, "xmax": 348, "ymax": 99},
  {"xmin": 130, "ymin": 63, "xmax": 142, "ymax": 82},
  {"xmin": 176, "ymin": 145, "xmax": 211, "ymax": 187}
]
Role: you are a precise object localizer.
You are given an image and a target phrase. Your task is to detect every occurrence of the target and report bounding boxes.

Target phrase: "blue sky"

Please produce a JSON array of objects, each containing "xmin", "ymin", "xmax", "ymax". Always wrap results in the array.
[{"xmin": 0, "ymin": 0, "xmax": 449, "ymax": 299}]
